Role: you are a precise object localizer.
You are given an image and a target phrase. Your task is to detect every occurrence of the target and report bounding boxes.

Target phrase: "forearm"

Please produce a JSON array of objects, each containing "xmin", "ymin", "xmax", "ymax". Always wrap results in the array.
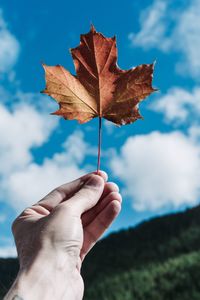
[{"xmin": 4, "ymin": 250, "xmax": 83, "ymax": 300}]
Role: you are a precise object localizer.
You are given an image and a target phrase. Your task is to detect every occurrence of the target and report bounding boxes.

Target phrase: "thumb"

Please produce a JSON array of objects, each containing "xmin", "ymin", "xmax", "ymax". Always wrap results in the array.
[{"xmin": 60, "ymin": 174, "xmax": 105, "ymax": 215}]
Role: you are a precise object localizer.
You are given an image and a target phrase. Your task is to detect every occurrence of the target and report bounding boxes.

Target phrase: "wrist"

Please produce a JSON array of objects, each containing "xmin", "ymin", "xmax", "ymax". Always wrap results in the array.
[{"xmin": 5, "ymin": 249, "xmax": 83, "ymax": 300}]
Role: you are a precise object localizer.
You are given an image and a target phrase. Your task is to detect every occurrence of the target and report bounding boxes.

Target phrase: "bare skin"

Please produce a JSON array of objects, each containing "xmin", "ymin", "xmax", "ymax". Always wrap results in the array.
[{"xmin": 5, "ymin": 171, "xmax": 122, "ymax": 300}]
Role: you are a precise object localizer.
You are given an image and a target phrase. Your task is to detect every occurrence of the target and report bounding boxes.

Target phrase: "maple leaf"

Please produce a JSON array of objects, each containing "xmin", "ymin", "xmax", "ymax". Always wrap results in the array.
[
  {"xmin": 41, "ymin": 25, "xmax": 156, "ymax": 171},
  {"xmin": 42, "ymin": 25, "xmax": 156, "ymax": 126}
]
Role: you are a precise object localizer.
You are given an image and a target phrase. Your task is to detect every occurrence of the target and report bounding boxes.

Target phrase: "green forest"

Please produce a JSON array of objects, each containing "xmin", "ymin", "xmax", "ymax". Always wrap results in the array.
[{"xmin": 1, "ymin": 204, "xmax": 200, "ymax": 300}]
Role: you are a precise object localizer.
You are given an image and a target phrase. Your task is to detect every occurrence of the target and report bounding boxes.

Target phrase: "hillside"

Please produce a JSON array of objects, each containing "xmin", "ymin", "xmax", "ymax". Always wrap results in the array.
[
  {"xmin": 85, "ymin": 251, "xmax": 200, "ymax": 300},
  {"xmin": 1, "ymin": 205, "xmax": 200, "ymax": 299}
]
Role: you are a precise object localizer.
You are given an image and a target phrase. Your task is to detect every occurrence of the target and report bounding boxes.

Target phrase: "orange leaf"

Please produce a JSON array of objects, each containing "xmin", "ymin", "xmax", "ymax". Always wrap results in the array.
[{"xmin": 42, "ymin": 25, "xmax": 156, "ymax": 125}]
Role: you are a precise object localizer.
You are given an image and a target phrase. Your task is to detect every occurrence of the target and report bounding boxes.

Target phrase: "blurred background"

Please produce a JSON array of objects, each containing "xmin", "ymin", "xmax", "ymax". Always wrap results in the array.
[{"xmin": 0, "ymin": 0, "xmax": 200, "ymax": 299}]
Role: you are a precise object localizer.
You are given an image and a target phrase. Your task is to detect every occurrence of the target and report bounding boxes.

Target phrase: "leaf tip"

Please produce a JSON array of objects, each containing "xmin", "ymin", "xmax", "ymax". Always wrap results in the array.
[
  {"xmin": 40, "ymin": 60, "xmax": 46, "ymax": 66},
  {"xmin": 51, "ymin": 110, "xmax": 59, "ymax": 116},
  {"xmin": 90, "ymin": 23, "xmax": 96, "ymax": 33}
]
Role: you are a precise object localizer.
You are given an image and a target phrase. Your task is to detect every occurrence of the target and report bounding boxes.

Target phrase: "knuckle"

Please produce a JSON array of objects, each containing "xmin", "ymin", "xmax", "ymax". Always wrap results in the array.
[
  {"xmin": 51, "ymin": 189, "xmax": 62, "ymax": 200},
  {"xmin": 46, "ymin": 188, "xmax": 66, "ymax": 202}
]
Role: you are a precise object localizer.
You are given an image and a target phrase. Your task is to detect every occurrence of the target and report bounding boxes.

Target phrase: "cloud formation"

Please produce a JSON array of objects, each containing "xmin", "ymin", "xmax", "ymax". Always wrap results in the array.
[
  {"xmin": 0, "ymin": 96, "xmax": 89, "ymax": 212},
  {"xmin": 129, "ymin": 0, "xmax": 200, "ymax": 79},
  {"xmin": 129, "ymin": 0, "xmax": 169, "ymax": 51},
  {"xmin": 111, "ymin": 131, "xmax": 200, "ymax": 212},
  {"xmin": 0, "ymin": 246, "xmax": 17, "ymax": 258},
  {"xmin": 0, "ymin": 101, "xmax": 58, "ymax": 174},
  {"xmin": 150, "ymin": 87, "xmax": 200, "ymax": 124},
  {"xmin": 1, "ymin": 129, "xmax": 89, "ymax": 212},
  {"xmin": 0, "ymin": 214, "xmax": 6, "ymax": 223},
  {"xmin": 0, "ymin": 9, "xmax": 20, "ymax": 74}
]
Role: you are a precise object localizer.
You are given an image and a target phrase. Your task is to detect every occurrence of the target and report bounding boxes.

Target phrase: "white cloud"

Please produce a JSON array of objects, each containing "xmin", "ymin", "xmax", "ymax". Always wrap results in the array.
[
  {"xmin": 110, "ymin": 131, "xmax": 200, "ymax": 212},
  {"xmin": 0, "ymin": 90, "xmax": 67, "ymax": 212},
  {"xmin": 1, "ymin": 131, "xmax": 89, "ymax": 212},
  {"xmin": 104, "ymin": 120, "xmax": 116, "ymax": 135},
  {"xmin": 150, "ymin": 87, "xmax": 200, "ymax": 124},
  {"xmin": 0, "ymin": 246, "xmax": 17, "ymax": 258},
  {"xmin": 174, "ymin": 0, "xmax": 200, "ymax": 78},
  {"xmin": 0, "ymin": 9, "xmax": 20, "ymax": 74},
  {"xmin": 188, "ymin": 125, "xmax": 200, "ymax": 143},
  {"xmin": 129, "ymin": 0, "xmax": 170, "ymax": 51},
  {"xmin": 15, "ymin": 90, "xmax": 58, "ymax": 112},
  {"xmin": 0, "ymin": 236, "xmax": 17, "ymax": 258},
  {"xmin": 0, "ymin": 95, "xmax": 92, "ymax": 253},
  {"xmin": 0, "ymin": 214, "xmax": 6, "ymax": 223},
  {"xmin": 0, "ymin": 101, "xmax": 58, "ymax": 174},
  {"xmin": 129, "ymin": 0, "xmax": 200, "ymax": 79}
]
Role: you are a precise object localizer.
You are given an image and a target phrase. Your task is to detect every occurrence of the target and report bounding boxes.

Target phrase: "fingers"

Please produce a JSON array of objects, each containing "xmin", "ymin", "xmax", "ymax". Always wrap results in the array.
[
  {"xmin": 34, "ymin": 170, "xmax": 107, "ymax": 211},
  {"xmin": 81, "ymin": 182, "xmax": 120, "ymax": 227},
  {"xmin": 58, "ymin": 174, "xmax": 105, "ymax": 215},
  {"xmin": 101, "ymin": 182, "xmax": 119, "ymax": 199},
  {"xmin": 81, "ymin": 197, "xmax": 121, "ymax": 260}
]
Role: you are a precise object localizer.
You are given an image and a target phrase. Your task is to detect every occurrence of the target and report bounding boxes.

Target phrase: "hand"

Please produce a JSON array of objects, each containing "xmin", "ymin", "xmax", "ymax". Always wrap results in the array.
[{"xmin": 5, "ymin": 171, "xmax": 122, "ymax": 300}]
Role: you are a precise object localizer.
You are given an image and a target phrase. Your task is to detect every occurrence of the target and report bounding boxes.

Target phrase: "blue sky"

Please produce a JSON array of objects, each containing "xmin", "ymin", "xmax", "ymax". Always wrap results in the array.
[{"xmin": 1, "ymin": 0, "xmax": 200, "ymax": 257}]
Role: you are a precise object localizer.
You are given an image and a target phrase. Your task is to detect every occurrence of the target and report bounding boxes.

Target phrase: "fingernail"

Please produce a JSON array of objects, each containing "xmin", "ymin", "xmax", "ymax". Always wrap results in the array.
[
  {"xmin": 85, "ymin": 175, "xmax": 103, "ymax": 187},
  {"xmin": 109, "ymin": 182, "xmax": 119, "ymax": 192},
  {"xmin": 94, "ymin": 170, "xmax": 108, "ymax": 182}
]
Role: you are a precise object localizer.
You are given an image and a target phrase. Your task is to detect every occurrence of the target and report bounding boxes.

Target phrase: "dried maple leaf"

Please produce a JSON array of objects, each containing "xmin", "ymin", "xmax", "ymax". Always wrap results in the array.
[
  {"xmin": 42, "ymin": 25, "xmax": 156, "ymax": 170},
  {"xmin": 42, "ymin": 25, "xmax": 156, "ymax": 125}
]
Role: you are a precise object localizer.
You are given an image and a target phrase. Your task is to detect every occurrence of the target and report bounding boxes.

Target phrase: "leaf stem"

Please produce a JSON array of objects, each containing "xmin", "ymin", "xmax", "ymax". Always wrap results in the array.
[{"xmin": 97, "ymin": 116, "xmax": 102, "ymax": 174}]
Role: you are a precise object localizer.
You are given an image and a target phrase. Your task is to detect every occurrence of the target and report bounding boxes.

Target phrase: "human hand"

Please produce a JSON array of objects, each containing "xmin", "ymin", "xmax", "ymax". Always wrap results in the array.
[{"xmin": 5, "ymin": 171, "xmax": 122, "ymax": 300}]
